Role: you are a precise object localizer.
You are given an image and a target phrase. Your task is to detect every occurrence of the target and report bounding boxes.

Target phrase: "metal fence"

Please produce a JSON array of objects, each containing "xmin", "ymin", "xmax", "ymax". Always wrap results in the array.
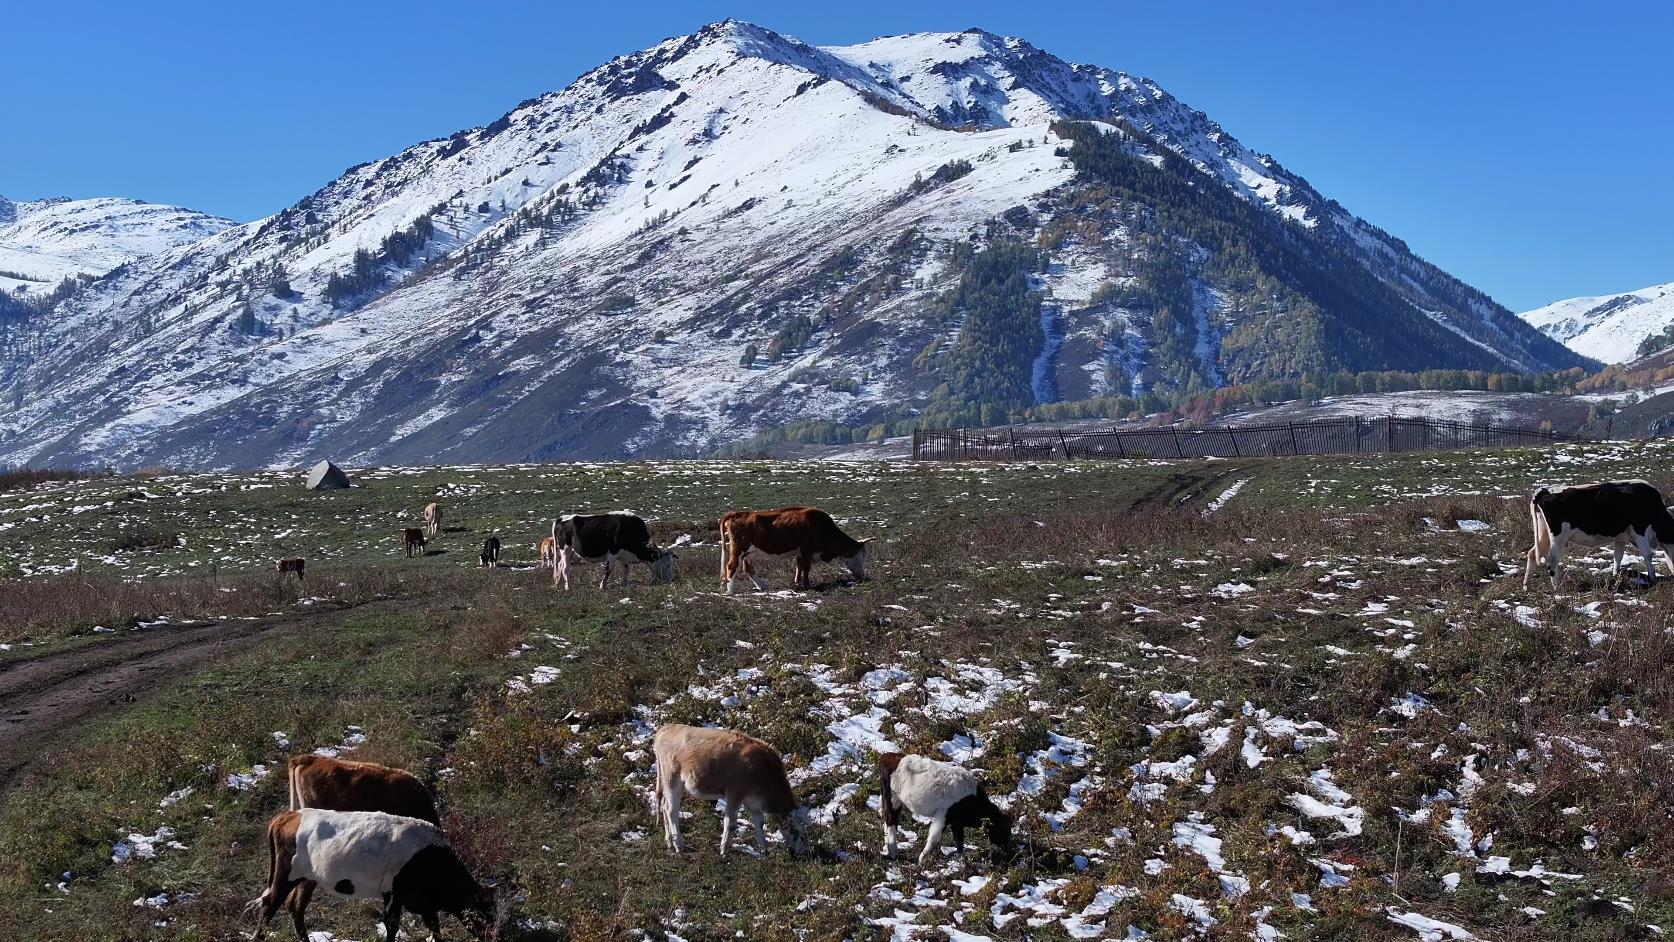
[{"xmin": 913, "ymin": 416, "xmax": 1560, "ymax": 461}]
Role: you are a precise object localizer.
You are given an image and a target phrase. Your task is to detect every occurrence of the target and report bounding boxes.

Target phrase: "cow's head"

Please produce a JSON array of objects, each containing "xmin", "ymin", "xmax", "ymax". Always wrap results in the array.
[
  {"xmin": 649, "ymin": 547, "xmax": 677, "ymax": 583},
  {"xmin": 847, "ymin": 538, "xmax": 873, "ymax": 580}
]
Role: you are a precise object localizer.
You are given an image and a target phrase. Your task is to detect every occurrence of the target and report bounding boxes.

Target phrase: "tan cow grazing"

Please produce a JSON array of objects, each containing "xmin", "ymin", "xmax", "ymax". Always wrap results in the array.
[
  {"xmin": 275, "ymin": 558, "xmax": 306, "ymax": 580},
  {"xmin": 401, "ymin": 527, "xmax": 427, "ymax": 558},
  {"xmin": 249, "ymin": 809, "xmax": 497, "ymax": 942},
  {"xmin": 425, "ymin": 502, "xmax": 443, "ymax": 537},
  {"xmin": 652, "ymin": 724, "xmax": 809, "ymax": 856},
  {"xmin": 720, "ymin": 506, "xmax": 871, "ymax": 594},
  {"xmin": 289, "ymin": 755, "xmax": 439, "ymax": 824},
  {"xmin": 537, "ymin": 536, "xmax": 557, "ymax": 570}
]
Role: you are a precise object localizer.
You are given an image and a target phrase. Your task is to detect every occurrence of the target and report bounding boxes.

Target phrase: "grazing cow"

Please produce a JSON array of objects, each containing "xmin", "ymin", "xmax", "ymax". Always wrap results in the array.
[
  {"xmin": 288, "ymin": 755, "xmax": 438, "ymax": 824},
  {"xmin": 551, "ymin": 512, "xmax": 675, "ymax": 591},
  {"xmin": 537, "ymin": 536, "xmax": 557, "ymax": 570},
  {"xmin": 401, "ymin": 527, "xmax": 427, "ymax": 558},
  {"xmin": 425, "ymin": 502, "xmax": 443, "ymax": 537},
  {"xmin": 250, "ymin": 809, "xmax": 497, "ymax": 942},
  {"xmin": 652, "ymin": 724, "xmax": 809, "ymax": 856},
  {"xmin": 719, "ymin": 506, "xmax": 871, "ymax": 594},
  {"xmin": 1524, "ymin": 480, "xmax": 1674, "ymax": 589},
  {"xmin": 479, "ymin": 536, "xmax": 501, "ymax": 569},
  {"xmin": 275, "ymin": 558, "xmax": 306, "ymax": 580},
  {"xmin": 877, "ymin": 752, "xmax": 1011, "ymax": 864}
]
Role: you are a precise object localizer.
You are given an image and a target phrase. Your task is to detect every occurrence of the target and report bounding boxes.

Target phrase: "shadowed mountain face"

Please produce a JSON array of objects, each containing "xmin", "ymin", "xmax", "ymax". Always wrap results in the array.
[{"xmin": 0, "ymin": 21, "xmax": 1587, "ymax": 470}]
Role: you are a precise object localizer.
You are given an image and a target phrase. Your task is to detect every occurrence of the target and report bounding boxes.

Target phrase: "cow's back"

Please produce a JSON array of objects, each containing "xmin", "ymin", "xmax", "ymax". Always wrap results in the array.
[
  {"xmin": 290, "ymin": 755, "xmax": 438, "ymax": 823},
  {"xmin": 291, "ymin": 809, "xmax": 442, "ymax": 900},
  {"xmin": 1539, "ymin": 481, "xmax": 1674, "ymax": 538}
]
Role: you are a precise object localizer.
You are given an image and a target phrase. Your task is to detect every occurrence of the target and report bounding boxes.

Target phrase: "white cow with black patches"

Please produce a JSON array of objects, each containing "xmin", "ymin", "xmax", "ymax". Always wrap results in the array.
[
  {"xmin": 877, "ymin": 752, "xmax": 1011, "ymax": 864},
  {"xmin": 1525, "ymin": 480, "xmax": 1674, "ymax": 590},
  {"xmin": 250, "ymin": 808, "xmax": 497, "ymax": 941}
]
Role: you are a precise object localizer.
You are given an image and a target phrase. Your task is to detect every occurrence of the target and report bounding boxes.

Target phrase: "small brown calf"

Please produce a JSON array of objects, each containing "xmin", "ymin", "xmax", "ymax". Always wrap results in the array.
[
  {"xmin": 275, "ymin": 557, "xmax": 306, "ymax": 580},
  {"xmin": 401, "ymin": 527, "xmax": 427, "ymax": 558}
]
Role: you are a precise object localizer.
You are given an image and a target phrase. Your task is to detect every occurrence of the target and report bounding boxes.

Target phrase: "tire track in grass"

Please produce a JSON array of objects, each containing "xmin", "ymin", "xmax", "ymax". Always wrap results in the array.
[{"xmin": 0, "ymin": 600, "xmax": 400, "ymax": 794}]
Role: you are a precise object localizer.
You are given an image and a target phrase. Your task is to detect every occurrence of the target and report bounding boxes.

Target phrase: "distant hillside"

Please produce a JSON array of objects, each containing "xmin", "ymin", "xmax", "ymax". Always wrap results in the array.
[{"xmin": 1520, "ymin": 281, "xmax": 1674, "ymax": 363}]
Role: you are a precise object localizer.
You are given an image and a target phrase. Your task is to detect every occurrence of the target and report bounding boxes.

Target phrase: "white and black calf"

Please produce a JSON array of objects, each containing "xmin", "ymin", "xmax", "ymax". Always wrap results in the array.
[
  {"xmin": 479, "ymin": 536, "xmax": 500, "ymax": 568},
  {"xmin": 551, "ymin": 512, "xmax": 674, "ymax": 591},
  {"xmin": 1525, "ymin": 480, "xmax": 1674, "ymax": 590},
  {"xmin": 251, "ymin": 809, "xmax": 497, "ymax": 941},
  {"xmin": 878, "ymin": 752, "xmax": 1011, "ymax": 864}
]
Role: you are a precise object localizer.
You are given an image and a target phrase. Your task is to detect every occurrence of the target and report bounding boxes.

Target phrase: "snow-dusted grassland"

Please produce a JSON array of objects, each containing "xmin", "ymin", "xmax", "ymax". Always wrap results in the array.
[{"xmin": 3, "ymin": 444, "xmax": 1674, "ymax": 941}]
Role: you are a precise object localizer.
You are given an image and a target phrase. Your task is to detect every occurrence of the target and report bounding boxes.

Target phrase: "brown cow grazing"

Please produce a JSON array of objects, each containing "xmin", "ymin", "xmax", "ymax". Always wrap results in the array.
[
  {"xmin": 720, "ymin": 506, "xmax": 871, "ymax": 594},
  {"xmin": 288, "ymin": 755, "xmax": 439, "ymax": 824},
  {"xmin": 275, "ymin": 558, "xmax": 306, "ymax": 580},
  {"xmin": 249, "ymin": 809, "xmax": 498, "ymax": 942},
  {"xmin": 537, "ymin": 536, "xmax": 557, "ymax": 570},
  {"xmin": 401, "ymin": 527, "xmax": 427, "ymax": 558},
  {"xmin": 652, "ymin": 724, "xmax": 809, "ymax": 856},
  {"xmin": 425, "ymin": 502, "xmax": 443, "ymax": 537}
]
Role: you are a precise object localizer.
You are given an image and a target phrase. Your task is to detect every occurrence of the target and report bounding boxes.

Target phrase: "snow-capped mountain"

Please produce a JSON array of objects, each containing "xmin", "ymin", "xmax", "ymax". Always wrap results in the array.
[
  {"xmin": 0, "ymin": 21, "xmax": 1587, "ymax": 469},
  {"xmin": 0, "ymin": 195, "xmax": 234, "ymax": 296},
  {"xmin": 1520, "ymin": 282, "xmax": 1674, "ymax": 364}
]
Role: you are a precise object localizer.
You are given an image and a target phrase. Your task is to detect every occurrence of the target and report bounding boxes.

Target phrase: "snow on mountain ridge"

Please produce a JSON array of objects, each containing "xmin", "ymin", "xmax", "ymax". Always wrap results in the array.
[
  {"xmin": 0, "ymin": 195, "xmax": 234, "ymax": 295},
  {"xmin": 1520, "ymin": 282, "xmax": 1674, "ymax": 363},
  {"xmin": 0, "ymin": 20, "xmax": 1586, "ymax": 469}
]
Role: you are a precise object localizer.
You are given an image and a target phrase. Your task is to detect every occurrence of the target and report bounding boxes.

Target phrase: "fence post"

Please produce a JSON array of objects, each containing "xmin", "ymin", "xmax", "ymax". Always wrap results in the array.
[
  {"xmin": 1355, "ymin": 417, "xmax": 1362, "ymax": 453},
  {"xmin": 913, "ymin": 428, "xmax": 921, "ymax": 461},
  {"xmin": 1112, "ymin": 428, "xmax": 1126, "ymax": 458},
  {"xmin": 1288, "ymin": 422, "xmax": 1301, "ymax": 455},
  {"xmin": 1171, "ymin": 426, "xmax": 1185, "ymax": 458},
  {"xmin": 1008, "ymin": 428, "xmax": 1019, "ymax": 460},
  {"xmin": 1228, "ymin": 427, "xmax": 1241, "ymax": 457},
  {"xmin": 1058, "ymin": 429, "xmax": 1070, "ymax": 460},
  {"xmin": 1386, "ymin": 415, "xmax": 1395, "ymax": 453}
]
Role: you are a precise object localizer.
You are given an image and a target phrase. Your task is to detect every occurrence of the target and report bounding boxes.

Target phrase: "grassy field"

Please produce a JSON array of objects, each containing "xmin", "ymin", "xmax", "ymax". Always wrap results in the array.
[{"xmin": 2, "ymin": 442, "xmax": 1673, "ymax": 941}]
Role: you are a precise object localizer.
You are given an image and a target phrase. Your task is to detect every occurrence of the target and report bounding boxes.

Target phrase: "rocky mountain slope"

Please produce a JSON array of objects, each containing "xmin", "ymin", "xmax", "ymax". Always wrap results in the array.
[
  {"xmin": 0, "ymin": 195, "xmax": 233, "ymax": 297},
  {"xmin": 1520, "ymin": 281, "xmax": 1674, "ymax": 363},
  {"xmin": 0, "ymin": 21, "xmax": 1587, "ymax": 469}
]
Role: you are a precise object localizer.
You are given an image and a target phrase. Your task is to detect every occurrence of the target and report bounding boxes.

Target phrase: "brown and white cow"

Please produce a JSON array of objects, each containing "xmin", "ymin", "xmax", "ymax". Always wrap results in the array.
[
  {"xmin": 537, "ymin": 536, "xmax": 557, "ymax": 570},
  {"xmin": 652, "ymin": 724, "xmax": 809, "ymax": 856},
  {"xmin": 401, "ymin": 527, "xmax": 427, "ymax": 558},
  {"xmin": 1525, "ymin": 480, "xmax": 1674, "ymax": 590},
  {"xmin": 289, "ymin": 755, "xmax": 439, "ymax": 824},
  {"xmin": 249, "ymin": 809, "xmax": 497, "ymax": 942},
  {"xmin": 275, "ymin": 558, "xmax": 306, "ymax": 580},
  {"xmin": 719, "ymin": 506, "xmax": 871, "ymax": 593},
  {"xmin": 425, "ymin": 502, "xmax": 443, "ymax": 537}
]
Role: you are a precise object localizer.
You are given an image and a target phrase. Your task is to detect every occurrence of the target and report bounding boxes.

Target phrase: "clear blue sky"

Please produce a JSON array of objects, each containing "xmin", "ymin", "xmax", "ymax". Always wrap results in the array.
[{"xmin": 4, "ymin": 1, "xmax": 1668, "ymax": 311}]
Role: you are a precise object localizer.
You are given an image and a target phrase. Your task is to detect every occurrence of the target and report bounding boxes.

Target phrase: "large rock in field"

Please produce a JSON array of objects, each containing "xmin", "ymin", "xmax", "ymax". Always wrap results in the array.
[{"xmin": 304, "ymin": 459, "xmax": 351, "ymax": 490}]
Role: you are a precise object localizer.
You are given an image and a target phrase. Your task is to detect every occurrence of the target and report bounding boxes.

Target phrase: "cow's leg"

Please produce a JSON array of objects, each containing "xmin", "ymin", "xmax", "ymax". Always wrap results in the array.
[
  {"xmin": 1548, "ymin": 530, "xmax": 1569, "ymax": 590},
  {"xmin": 919, "ymin": 814, "xmax": 947, "ymax": 865},
  {"xmin": 1638, "ymin": 532, "xmax": 1657, "ymax": 585},
  {"xmin": 1524, "ymin": 544, "xmax": 1539, "ymax": 590},
  {"xmin": 663, "ymin": 776, "xmax": 687, "ymax": 853},
  {"xmin": 380, "ymin": 893, "xmax": 403, "ymax": 942},
  {"xmin": 599, "ymin": 554, "xmax": 613, "ymax": 591},
  {"xmin": 287, "ymin": 881, "xmax": 314, "ymax": 941},
  {"xmin": 796, "ymin": 551, "xmax": 814, "ymax": 590},
  {"xmin": 744, "ymin": 557, "xmax": 766, "ymax": 592},
  {"xmin": 622, "ymin": 556, "xmax": 632, "ymax": 591},
  {"xmin": 1613, "ymin": 543, "xmax": 1626, "ymax": 578},
  {"xmin": 721, "ymin": 796, "xmax": 739, "ymax": 855},
  {"xmin": 882, "ymin": 802, "xmax": 900, "ymax": 858},
  {"xmin": 750, "ymin": 806, "xmax": 769, "ymax": 854},
  {"xmin": 724, "ymin": 541, "xmax": 743, "ymax": 594},
  {"xmin": 555, "ymin": 548, "xmax": 571, "ymax": 590}
]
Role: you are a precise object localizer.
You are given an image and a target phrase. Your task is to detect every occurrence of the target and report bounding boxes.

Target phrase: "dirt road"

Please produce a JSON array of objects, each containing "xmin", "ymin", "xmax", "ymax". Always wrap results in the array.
[{"xmin": 0, "ymin": 604, "xmax": 378, "ymax": 793}]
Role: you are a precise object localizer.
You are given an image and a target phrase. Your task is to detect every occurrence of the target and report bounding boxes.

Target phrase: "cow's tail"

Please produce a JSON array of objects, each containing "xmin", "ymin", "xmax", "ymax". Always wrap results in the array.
[{"xmin": 287, "ymin": 759, "xmax": 299, "ymax": 811}]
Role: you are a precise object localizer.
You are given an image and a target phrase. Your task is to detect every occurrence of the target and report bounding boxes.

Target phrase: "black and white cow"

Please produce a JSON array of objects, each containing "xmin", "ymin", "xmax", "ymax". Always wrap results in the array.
[
  {"xmin": 1525, "ymin": 480, "xmax": 1674, "ymax": 590},
  {"xmin": 552, "ymin": 512, "xmax": 675, "ymax": 591}
]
